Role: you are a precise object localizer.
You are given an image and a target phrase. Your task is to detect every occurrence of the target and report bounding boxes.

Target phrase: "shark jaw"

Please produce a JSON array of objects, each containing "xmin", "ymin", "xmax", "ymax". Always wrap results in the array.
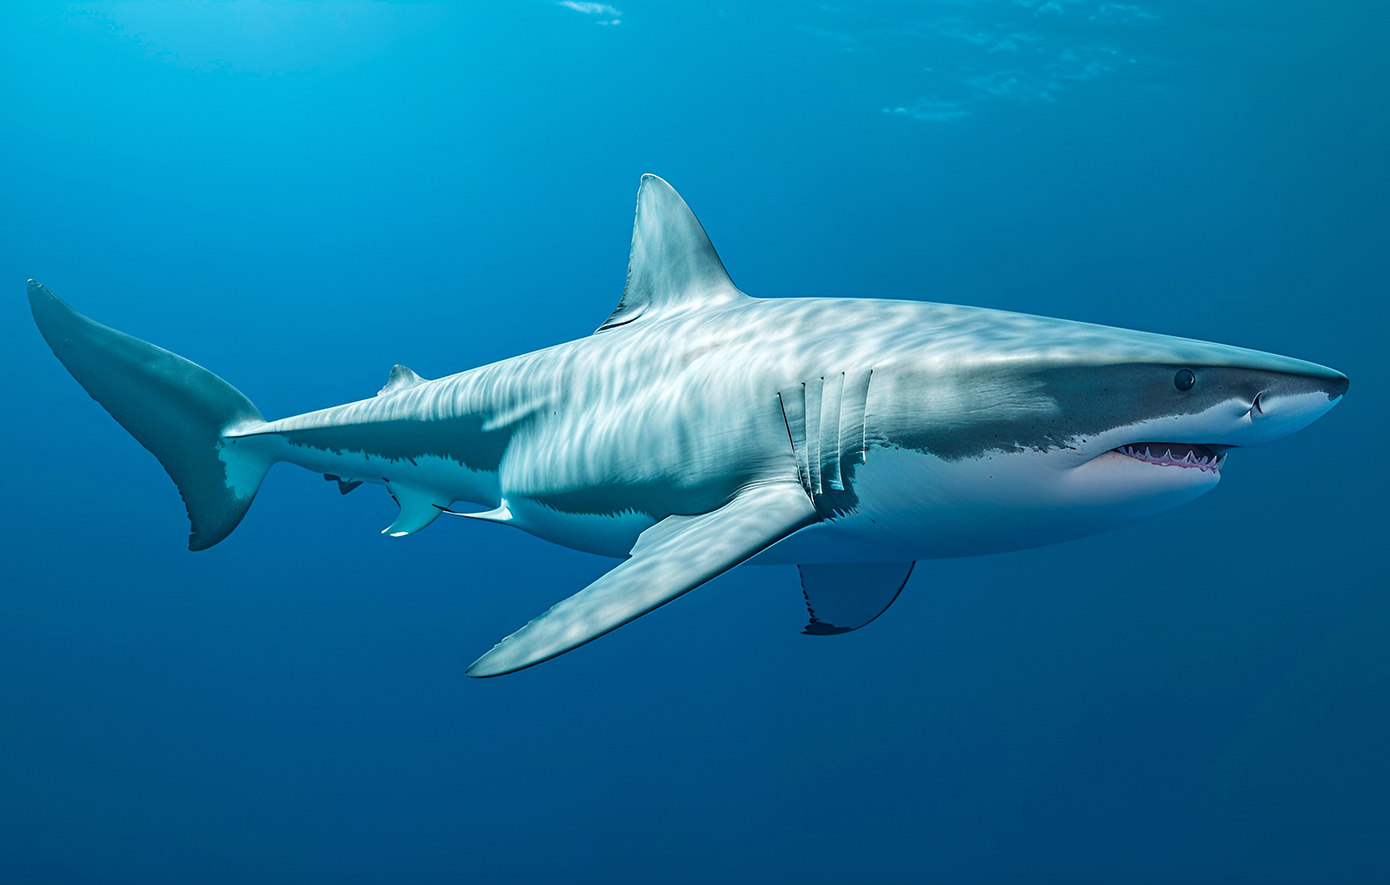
[
  {"xmin": 1113, "ymin": 442, "xmax": 1225, "ymax": 473},
  {"xmin": 1070, "ymin": 380, "xmax": 1348, "ymax": 492}
]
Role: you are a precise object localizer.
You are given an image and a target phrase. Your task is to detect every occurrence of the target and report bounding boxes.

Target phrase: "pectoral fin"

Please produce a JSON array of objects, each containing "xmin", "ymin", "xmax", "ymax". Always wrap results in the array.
[
  {"xmin": 799, "ymin": 561, "xmax": 914, "ymax": 635},
  {"xmin": 467, "ymin": 481, "xmax": 818, "ymax": 677}
]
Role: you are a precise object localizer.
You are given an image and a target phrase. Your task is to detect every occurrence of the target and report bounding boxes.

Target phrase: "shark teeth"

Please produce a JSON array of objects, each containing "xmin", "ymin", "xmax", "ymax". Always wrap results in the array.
[{"xmin": 1115, "ymin": 443, "xmax": 1224, "ymax": 473}]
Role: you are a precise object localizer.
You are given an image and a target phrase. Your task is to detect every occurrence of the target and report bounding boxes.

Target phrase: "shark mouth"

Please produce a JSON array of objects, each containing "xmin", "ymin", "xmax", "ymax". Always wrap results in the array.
[{"xmin": 1114, "ymin": 442, "xmax": 1224, "ymax": 473}]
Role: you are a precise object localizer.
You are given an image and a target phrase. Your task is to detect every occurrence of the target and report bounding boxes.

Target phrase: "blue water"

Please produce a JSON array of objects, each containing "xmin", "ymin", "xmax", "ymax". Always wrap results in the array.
[{"xmin": 2, "ymin": 2, "xmax": 1386, "ymax": 881}]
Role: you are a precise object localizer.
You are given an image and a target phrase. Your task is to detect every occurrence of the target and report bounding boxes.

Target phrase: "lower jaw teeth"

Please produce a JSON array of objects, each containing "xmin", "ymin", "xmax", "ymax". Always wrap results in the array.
[{"xmin": 1117, "ymin": 445, "xmax": 1221, "ymax": 471}]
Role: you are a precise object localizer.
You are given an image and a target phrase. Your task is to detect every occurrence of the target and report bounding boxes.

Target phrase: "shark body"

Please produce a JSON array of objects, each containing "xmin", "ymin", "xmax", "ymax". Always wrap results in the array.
[{"xmin": 30, "ymin": 175, "xmax": 1347, "ymax": 675}]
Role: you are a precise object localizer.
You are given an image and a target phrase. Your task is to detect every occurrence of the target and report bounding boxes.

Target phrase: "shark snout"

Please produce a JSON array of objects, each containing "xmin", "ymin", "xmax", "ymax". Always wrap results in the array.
[
  {"xmin": 1321, "ymin": 371, "xmax": 1350, "ymax": 401},
  {"xmin": 1243, "ymin": 368, "xmax": 1347, "ymax": 444}
]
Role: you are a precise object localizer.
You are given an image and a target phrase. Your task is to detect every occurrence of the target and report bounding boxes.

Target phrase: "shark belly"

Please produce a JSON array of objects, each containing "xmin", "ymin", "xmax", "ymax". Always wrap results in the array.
[{"xmin": 756, "ymin": 443, "xmax": 1222, "ymax": 564}]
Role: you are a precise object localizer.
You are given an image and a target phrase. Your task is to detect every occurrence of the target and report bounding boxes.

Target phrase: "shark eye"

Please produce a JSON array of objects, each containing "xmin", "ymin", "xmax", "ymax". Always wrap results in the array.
[{"xmin": 1174, "ymin": 369, "xmax": 1196, "ymax": 392}]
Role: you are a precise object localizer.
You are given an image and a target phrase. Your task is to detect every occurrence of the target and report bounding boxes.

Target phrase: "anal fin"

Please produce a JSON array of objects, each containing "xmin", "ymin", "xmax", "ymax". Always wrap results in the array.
[
  {"xmin": 383, "ymin": 484, "xmax": 449, "ymax": 537},
  {"xmin": 799, "ymin": 562, "xmax": 914, "ymax": 635}
]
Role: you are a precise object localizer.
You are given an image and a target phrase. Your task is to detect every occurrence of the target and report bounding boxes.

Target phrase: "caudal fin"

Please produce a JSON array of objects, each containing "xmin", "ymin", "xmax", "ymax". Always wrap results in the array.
[{"xmin": 28, "ymin": 281, "xmax": 273, "ymax": 550}]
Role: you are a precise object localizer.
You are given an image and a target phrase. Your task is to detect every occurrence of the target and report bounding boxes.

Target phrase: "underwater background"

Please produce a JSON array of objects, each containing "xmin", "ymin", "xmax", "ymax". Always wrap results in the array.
[{"xmin": 1, "ymin": 1, "xmax": 1386, "ymax": 881}]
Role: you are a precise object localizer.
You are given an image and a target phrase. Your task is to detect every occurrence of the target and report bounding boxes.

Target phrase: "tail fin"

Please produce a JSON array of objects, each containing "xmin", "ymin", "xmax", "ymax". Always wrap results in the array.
[{"xmin": 28, "ymin": 280, "xmax": 273, "ymax": 550}]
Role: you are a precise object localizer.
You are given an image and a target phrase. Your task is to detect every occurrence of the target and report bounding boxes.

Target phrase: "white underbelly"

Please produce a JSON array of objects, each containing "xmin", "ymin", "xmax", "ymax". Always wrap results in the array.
[
  {"xmin": 500, "ymin": 497, "xmax": 657, "ymax": 559},
  {"xmin": 755, "ymin": 444, "xmax": 1216, "ymax": 564}
]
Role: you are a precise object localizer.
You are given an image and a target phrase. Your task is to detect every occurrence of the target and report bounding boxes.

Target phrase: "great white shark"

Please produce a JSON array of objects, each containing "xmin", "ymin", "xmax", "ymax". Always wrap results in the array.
[{"xmin": 29, "ymin": 175, "xmax": 1348, "ymax": 677}]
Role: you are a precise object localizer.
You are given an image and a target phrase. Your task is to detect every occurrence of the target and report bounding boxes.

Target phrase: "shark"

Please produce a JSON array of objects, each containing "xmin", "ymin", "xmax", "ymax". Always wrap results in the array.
[{"xmin": 29, "ymin": 175, "xmax": 1348, "ymax": 677}]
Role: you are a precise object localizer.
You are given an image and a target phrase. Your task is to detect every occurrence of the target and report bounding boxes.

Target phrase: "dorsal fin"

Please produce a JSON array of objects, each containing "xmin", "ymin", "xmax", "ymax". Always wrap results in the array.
[
  {"xmin": 597, "ymin": 174, "xmax": 745, "ymax": 333},
  {"xmin": 378, "ymin": 364, "xmax": 427, "ymax": 396}
]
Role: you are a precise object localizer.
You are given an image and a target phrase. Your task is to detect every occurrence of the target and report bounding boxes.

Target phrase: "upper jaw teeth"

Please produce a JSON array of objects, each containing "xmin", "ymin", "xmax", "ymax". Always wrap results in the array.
[{"xmin": 1116, "ymin": 444, "xmax": 1223, "ymax": 473}]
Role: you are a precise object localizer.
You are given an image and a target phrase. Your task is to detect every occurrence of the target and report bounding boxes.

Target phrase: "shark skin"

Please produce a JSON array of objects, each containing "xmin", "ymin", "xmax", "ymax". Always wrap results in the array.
[{"xmin": 29, "ymin": 174, "xmax": 1348, "ymax": 676}]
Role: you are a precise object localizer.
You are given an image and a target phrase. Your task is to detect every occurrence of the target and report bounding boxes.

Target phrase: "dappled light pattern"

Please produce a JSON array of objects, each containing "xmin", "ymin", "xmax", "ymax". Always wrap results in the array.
[{"xmin": 30, "ymin": 176, "xmax": 1347, "ymax": 676}]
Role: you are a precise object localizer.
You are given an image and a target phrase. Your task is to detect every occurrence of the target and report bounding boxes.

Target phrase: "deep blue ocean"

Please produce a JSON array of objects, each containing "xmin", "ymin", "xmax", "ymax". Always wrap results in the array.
[{"xmin": 2, "ymin": 2, "xmax": 1386, "ymax": 882}]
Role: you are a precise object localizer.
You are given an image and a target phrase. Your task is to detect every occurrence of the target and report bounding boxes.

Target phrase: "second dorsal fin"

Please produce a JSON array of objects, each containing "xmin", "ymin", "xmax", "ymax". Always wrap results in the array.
[
  {"xmin": 597, "ymin": 174, "xmax": 745, "ymax": 332},
  {"xmin": 378, "ymin": 364, "xmax": 427, "ymax": 396}
]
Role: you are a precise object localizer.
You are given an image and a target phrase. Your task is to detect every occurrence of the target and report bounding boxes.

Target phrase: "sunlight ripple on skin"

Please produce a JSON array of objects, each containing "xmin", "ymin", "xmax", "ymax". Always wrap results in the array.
[{"xmin": 28, "ymin": 175, "xmax": 1347, "ymax": 676}]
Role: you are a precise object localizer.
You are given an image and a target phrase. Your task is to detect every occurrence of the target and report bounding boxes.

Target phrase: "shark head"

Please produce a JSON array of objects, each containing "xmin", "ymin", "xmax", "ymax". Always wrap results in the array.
[
  {"xmin": 1036, "ymin": 350, "xmax": 1347, "ymax": 516},
  {"xmin": 860, "ymin": 307, "xmax": 1349, "ymax": 554}
]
